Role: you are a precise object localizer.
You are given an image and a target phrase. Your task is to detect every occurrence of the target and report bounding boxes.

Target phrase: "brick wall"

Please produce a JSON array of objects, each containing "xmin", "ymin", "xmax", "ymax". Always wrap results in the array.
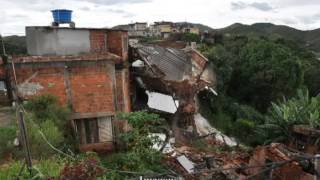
[
  {"xmin": 14, "ymin": 66, "xmax": 68, "ymax": 105},
  {"xmin": 90, "ymin": 30, "xmax": 107, "ymax": 53},
  {"xmin": 107, "ymin": 31, "xmax": 128, "ymax": 62},
  {"xmin": 190, "ymin": 49, "xmax": 207, "ymax": 70},
  {"xmin": 11, "ymin": 61, "xmax": 130, "ymax": 114},
  {"xmin": 88, "ymin": 30, "xmax": 128, "ymax": 62},
  {"xmin": 115, "ymin": 70, "xmax": 124, "ymax": 111},
  {"xmin": 70, "ymin": 65, "xmax": 115, "ymax": 113},
  {"xmin": 0, "ymin": 58, "xmax": 5, "ymax": 80},
  {"xmin": 115, "ymin": 69, "xmax": 131, "ymax": 112},
  {"xmin": 123, "ymin": 69, "xmax": 131, "ymax": 112}
]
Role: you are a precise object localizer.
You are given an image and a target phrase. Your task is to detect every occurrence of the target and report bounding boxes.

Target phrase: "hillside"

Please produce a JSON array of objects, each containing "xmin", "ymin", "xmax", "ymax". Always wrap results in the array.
[
  {"xmin": 1, "ymin": 35, "xmax": 26, "ymax": 55},
  {"xmin": 2, "ymin": 23, "xmax": 320, "ymax": 55},
  {"xmin": 217, "ymin": 23, "xmax": 320, "ymax": 53}
]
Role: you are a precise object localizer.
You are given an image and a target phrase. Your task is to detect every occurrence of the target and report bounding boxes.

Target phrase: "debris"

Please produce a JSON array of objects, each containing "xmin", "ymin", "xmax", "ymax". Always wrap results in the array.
[
  {"xmin": 131, "ymin": 43, "xmax": 216, "ymax": 133},
  {"xmin": 177, "ymin": 155, "xmax": 195, "ymax": 174},
  {"xmin": 194, "ymin": 113, "xmax": 237, "ymax": 147},
  {"xmin": 205, "ymin": 86, "xmax": 218, "ymax": 96},
  {"xmin": 290, "ymin": 125, "xmax": 320, "ymax": 154},
  {"xmin": 149, "ymin": 133, "xmax": 174, "ymax": 154},
  {"xmin": 146, "ymin": 91, "xmax": 179, "ymax": 113},
  {"xmin": 132, "ymin": 60, "xmax": 145, "ymax": 67}
]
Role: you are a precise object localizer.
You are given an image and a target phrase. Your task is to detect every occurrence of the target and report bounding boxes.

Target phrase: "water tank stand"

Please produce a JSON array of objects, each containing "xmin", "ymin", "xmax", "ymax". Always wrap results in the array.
[{"xmin": 51, "ymin": 21, "xmax": 75, "ymax": 28}]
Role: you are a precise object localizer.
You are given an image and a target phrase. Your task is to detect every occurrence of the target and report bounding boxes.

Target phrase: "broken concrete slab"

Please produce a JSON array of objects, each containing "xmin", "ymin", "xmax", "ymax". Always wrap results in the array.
[
  {"xmin": 194, "ymin": 113, "xmax": 237, "ymax": 147},
  {"xmin": 146, "ymin": 91, "xmax": 179, "ymax": 114},
  {"xmin": 177, "ymin": 155, "xmax": 195, "ymax": 174}
]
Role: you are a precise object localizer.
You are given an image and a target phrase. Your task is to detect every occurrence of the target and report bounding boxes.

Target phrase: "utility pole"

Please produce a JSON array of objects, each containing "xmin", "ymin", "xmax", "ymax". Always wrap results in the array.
[
  {"xmin": 315, "ymin": 154, "xmax": 320, "ymax": 180},
  {"xmin": 2, "ymin": 34, "xmax": 32, "ymax": 175},
  {"xmin": 17, "ymin": 110, "xmax": 32, "ymax": 175}
]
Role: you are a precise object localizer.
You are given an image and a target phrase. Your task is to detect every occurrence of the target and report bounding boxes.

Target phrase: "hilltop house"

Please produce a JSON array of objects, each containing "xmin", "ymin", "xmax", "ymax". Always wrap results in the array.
[
  {"xmin": 128, "ymin": 22, "xmax": 148, "ymax": 37},
  {"xmin": 1, "ymin": 26, "xmax": 131, "ymax": 152},
  {"xmin": 115, "ymin": 21, "xmax": 200, "ymax": 39}
]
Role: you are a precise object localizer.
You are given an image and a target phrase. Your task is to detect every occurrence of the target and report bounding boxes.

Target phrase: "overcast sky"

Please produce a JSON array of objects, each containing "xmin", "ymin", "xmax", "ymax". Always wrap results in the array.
[{"xmin": 1, "ymin": 0, "xmax": 320, "ymax": 35}]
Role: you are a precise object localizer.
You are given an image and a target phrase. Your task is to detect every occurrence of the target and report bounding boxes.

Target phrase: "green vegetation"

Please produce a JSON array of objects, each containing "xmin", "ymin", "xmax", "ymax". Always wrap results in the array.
[
  {"xmin": 218, "ymin": 23, "xmax": 320, "ymax": 54},
  {"xmin": 0, "ymin": 94, "xmax": 72, "ymax": 179},
  {"xmin": 0, "ymin": 35, "xmax": 27, "ymax": 55},
  {"xmin": 261, "ymin": 89, "xmax": 320, "ymax": 143},
  {"xmin": 0, "ymin": 126, "xmax": 17, "ymax": 158},
  {"xmin": 0, "ymin": 157, "xmax": 65, "ymax": 179},
  {"xmin": 169, "ymin": 32, "xmax": 201, "ymax": 43},
  {"xmin": 101, "ymin": 111, "xmax": 169, "ymax": 179},
  {"xmin": 199, "ymin": 35, "xmax": 320, "ymax": 146},
  {"xmin": 0, "ymin": 95, "xmax": 169, "ymax": 179},
  {"xmin": 23, "ymin": 94, "xmax": 72, "ymax": 157}
]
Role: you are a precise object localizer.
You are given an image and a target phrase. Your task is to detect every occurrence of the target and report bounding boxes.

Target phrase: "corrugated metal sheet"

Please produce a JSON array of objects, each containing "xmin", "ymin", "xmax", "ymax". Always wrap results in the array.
[{"xmin": 137, "ymin": 45, "xmax": 192, "ymax": 81}]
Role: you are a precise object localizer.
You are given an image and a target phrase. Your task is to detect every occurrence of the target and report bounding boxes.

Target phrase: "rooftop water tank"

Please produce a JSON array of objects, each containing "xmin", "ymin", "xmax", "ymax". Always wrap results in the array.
[{"xmin": 51, "ymin": 9, "xmax": 73, "ymax": 24}]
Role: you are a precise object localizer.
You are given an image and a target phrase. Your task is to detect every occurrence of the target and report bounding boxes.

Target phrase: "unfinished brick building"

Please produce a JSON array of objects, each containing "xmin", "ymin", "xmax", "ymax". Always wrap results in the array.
[{"xmin": 3, "ymin": 26, "xmax": 131, "ymax": 151}]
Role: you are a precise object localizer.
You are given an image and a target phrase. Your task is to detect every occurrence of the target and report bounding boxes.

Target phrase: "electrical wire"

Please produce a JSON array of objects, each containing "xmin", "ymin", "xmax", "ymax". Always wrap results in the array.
[
  {"xmin": 196, "ymin": 155, "xmax": 315, "ymax": 178},
  {"xmin": 8, "ymin": 55, "xmax": 317, "ymax": 179}
]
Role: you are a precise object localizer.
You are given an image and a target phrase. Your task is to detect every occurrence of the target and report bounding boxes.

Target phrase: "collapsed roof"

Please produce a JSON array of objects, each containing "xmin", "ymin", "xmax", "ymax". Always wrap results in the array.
[
  {"xmin": 134, "ymin": 45, "xmax": 192, "ymax": 81},
  {"xmin": 131, "ymin": 44, "xmax": 214, "ymax": 84},
  {"xmin": 131, "ymin": 43, "xmax": 216, "ymax": 126}
]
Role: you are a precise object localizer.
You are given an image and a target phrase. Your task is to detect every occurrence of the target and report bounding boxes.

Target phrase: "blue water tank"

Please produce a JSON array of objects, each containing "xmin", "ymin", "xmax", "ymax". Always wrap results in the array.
[{"xmin": 51, "ymin": 9, "xmax": 73, "ymax": 23}]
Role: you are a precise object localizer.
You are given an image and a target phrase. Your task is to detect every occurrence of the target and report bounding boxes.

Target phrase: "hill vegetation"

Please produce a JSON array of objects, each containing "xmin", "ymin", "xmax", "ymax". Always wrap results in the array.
[
  {"xmin": 216, "ymin": 23, "xmax": 320, "ymax": 54},
  {"xmin": 0, "ymin": 35, "xmax": 26, "ymax": 55},
  {"xmin": 198, "ymin": 34, "xmax": 320, "ymax": 145}
]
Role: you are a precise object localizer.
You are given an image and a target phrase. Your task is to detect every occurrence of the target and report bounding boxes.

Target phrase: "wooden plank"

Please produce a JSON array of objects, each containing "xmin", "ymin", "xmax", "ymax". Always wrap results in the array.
[{"xmin": 98, "ymin": 116, "xmax": 113, "ymax": 142}]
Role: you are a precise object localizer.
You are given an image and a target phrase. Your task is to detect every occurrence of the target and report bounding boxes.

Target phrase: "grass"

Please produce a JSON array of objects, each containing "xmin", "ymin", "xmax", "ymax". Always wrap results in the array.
[{"xmin": 0, "ymin": 157, "xmax": 65, "ymax": 179}]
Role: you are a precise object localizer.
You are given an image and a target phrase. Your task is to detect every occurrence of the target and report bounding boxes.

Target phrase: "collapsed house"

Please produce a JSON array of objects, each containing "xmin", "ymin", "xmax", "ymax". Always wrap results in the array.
[
  {"xmin": 246, "ymin": 143, "xmax": 314, "ymax": 180},
  {"xmin": 130, "ymin": 43, "xmax": 216, "ymax": 140},
  {"xmin": 1, "ymin": 26, "xmax": 131, "ymax": 152}
]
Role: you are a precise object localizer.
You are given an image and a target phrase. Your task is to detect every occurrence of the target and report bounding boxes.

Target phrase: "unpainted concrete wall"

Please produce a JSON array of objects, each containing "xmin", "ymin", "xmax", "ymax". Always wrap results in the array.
[{"xmin": 26, "ymin": 27, "xmax": 91, "ymax": 56}]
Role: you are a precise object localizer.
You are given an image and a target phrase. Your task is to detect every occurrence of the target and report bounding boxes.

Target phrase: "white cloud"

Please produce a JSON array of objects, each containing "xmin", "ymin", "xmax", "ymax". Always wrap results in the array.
[{"xmin": 0, "ymin": 0, "xmax": 319, "ymax": 35}]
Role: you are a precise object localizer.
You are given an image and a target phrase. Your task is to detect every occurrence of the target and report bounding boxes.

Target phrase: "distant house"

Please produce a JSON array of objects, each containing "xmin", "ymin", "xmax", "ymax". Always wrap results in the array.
[
  {"xmin": 176, "ymin": 22, "xmax": 200, "ymax": 34},
  {"xmin": 114, "ymin": 21, "xmax": 200, "ymax": 39},
  {"xmin": 153, "ymin": 21, "xmax": 173, "ymax": 38},
  {"xmin": 3, "ymin": 26, "xmax": 131, "ymax": 152},
  {"xmin": 128, "ymin": 22, "xmax": 149, "ymax": 37},
  {"xmin": 150, "ymin": 22, "xmax": 200, "ymax": 39}
]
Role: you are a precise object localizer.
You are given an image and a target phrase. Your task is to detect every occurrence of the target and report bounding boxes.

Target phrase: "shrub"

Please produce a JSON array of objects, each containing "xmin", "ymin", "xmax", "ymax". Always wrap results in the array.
[
  {"xmin": 22, "ymin": 94, "xmax": 73, "ymax": 157},
  {"xmin": 0, "ymin": 157, "xmax": 64, "ymax": 179},
  {"xmin": 232, "ymin": 119, "xmax": 262, "ymax": 145},
  {"xmin": 27, "ymin": 119, "xmax": 64, "ymax": 157},
  {"xmin": 60, "ymin": 155, "xmax": 103, "ymax": 180},
  {"xmin": 261, "ymin": 89, "xmax": 320, "ymax": 143},
  {"xmin": 24, "ymin": 94, "xmax": 70, "ymax": 129},
  {"xmin": 100, "ymin": 112, "xmax": 168, "ymax": 179},
  {"xmin": 0, "ymin": 126, "xmax": 17, "ymax": 158}
]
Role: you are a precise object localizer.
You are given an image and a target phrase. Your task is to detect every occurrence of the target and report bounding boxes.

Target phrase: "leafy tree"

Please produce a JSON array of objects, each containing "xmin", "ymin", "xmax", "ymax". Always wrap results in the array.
[
  {"xmin": 169, "ymin": 33, "xmax": 200, "ymax": 43},
  {"xmin": 0, "ymin": 36, "xmax": 27, "ymax": 55},
  {"xmin": 229, "ymin": 38, "xmax": 304, "ymax": 112},
  {"xmin": 198, "ymin": 36, "xmax": 314, "ymax": 146}
]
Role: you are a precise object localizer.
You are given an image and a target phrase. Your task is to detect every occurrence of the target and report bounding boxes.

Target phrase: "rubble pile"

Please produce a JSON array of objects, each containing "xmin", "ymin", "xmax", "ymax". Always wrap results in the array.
[{"xmin": 130, "ymin": 43, "xmax": 318, "ymax": 179}]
